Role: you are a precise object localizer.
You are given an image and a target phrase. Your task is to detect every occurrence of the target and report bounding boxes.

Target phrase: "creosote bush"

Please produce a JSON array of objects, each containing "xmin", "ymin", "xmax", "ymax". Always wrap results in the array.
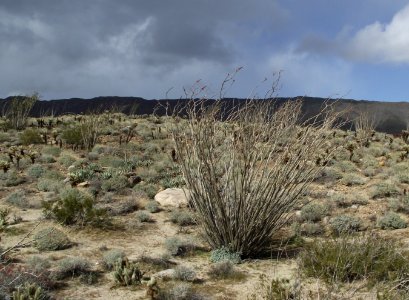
[
  {"xmin": 169, "ymin": 96, "xmax": 341, "ymax": 257},
  {"xmin": 377, "ymin": 212, "xmax": 407, "ymax": 230}
]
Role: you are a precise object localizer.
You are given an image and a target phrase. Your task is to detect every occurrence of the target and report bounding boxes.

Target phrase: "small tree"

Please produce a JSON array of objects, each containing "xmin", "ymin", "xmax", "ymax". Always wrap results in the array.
[
  {"xmin": 169, "ymin": 90, "xmax": 341, "ymax": 257},
  {"xmin": 4, "ymin": 93, "xmax": 38, "ymax": 130}
]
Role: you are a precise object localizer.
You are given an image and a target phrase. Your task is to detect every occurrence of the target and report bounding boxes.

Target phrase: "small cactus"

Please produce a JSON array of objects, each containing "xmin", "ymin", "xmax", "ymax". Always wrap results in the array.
[
  {"xmin": 12, "ymin": 283, "xmax": 48, "ymax": 300},
  {"xmin": 0, "ymin": 160, "xmax": 10, "ymax": 173},
  {"xmin": 113, "ymin": 258, "xmax": 143, "ymax": 286}
]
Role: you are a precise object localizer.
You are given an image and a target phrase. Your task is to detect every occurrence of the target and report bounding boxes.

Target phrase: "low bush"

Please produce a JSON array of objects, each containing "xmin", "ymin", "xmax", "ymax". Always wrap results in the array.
[
  {"xmin": 145, "ymin": 201, "xmax": 161, "ymax": 213},
  {"xmin": 330, "ymin": 215, "xmax": 362, "ymax": 235},
  {"xmin": 33, "ymin": 227, "xmax": 71, "ymax": 251},
  {"xmin": 165, "ymin": 237, "xmax": 198, "ymax": 257},
  {"xmin": 135, "ymin": 210, "xmax": 153, "ymax": 223},
  {"xmin": 57, "ymin": 257, "xmax": 91, "ymax": 279},
  {"xmin": 6, "ymin": 190, "xmax": 29, "ymax": 208},
  {"xmin": 102, "ymin": 249, "xmax": 126, "ymax": 270},
  {"xmin": 210, "ymin": 246, "xmax": 241, "ymax": 264},
  {"xmin": 170, "ymin": 210, "xmax": 196, "ymax": 226},
  {"xmin": 208, "ymin": 261, "xmax": 237, "ymax": 279},
  {"xmin": 378, "ymin": 212, "xmax": 407, "ymax": 230},
  {"xmin": 370, "ymin": 182, "xmax": 400, "ymax": 199},
  {"xmin": 27, "ymin": 164, "xmax": 45, "ymax": 178},
  {"xmin": 300, "ymin": 203, "xmax": 327, "ymax": 223},
  {"xmin": 174, "ymin": 265, "xmax": 196, "ymax": 282},
  {"xmin": 300, "ymin": 234, "xmax": 409, "ymax": 285},
  {"xmin": 19, "ymin": 128, "xmax": 43, "ymax": 145},
  {"xmin": 42, "ymin": 188, "xmax": 109, "ymax": 227}
]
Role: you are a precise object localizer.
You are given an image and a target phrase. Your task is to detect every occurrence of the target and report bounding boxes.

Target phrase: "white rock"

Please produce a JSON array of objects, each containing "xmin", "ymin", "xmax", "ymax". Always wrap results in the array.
[
  {"xmin": 152, "ymin": 269, "xmax": 176, "ymax": 280},
  {"xmin": 154, "ymin": 188, "xmax": 189, "ymax": 208}
]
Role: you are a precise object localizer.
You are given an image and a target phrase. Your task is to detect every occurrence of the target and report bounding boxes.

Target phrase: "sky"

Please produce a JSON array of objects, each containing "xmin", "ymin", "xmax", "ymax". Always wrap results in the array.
[{"xmin": 1, "ymin": 0, "xmax": 409, "ymax": 101}]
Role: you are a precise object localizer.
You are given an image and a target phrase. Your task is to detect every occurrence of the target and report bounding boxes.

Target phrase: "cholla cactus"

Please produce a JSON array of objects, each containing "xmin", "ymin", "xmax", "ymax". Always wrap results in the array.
[
  {"xmin": 113, "ymin": 258, "xmax": 143, "ymax": 286},
  {"xmin": 0, "ymin": 160, "xmax": 10, "ymax": 173},
  {"xmin": 26, "ymin": 149, "xmax": 39, "ymax": 164},
  {"xmin": 12, "ymin": 283, "xmax": 47, "ymax": 300}
]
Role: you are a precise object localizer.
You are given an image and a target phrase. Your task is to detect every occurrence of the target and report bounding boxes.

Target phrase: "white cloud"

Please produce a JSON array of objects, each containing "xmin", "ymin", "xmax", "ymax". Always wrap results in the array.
[{"xmin": 345, "ymin": 4, "xmax": 409, "ymax": 63}]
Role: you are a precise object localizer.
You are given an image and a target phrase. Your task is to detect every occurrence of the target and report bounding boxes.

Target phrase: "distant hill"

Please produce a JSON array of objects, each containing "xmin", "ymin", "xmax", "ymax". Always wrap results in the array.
[{"xmin": 0, "ymin": 96, "xmax": 408, "ymax": 133}]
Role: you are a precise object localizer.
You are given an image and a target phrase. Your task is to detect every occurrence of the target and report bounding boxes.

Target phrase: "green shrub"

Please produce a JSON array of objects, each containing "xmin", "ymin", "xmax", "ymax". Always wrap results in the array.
[
  {"xmin": 57, "ymin": 257, "xmax": 91, "ymax": 279},
  {"xmin": 102, "ymin": 249, "xmax": 126, "ymax": 270},
  {"xmin": 165, "ymin": 237, "xmax": 198, "ymax": 257},
  {"xmin": 134, "ymin": 183, "xmax": 158, "ymax": 199},
  {"xmin": 135, "ymin": 210, "xmax": 153, "ymax": 223},
  {"xmin": 145, "ymin": 201, "xmax": 160, "ymax": 213},
  {"xmin": 61, "ymin": 126, "xmax": 82, "ymax": 146},
  {"xmin": 170, "ymin": 210, "xmax": 195, "ymax": 226},
  {"xmin": 340, "ymin": 173, "xmax": 367, "ymax": 186},
  {"xmin": 370, "ymin": 182, "xmax": 400, "ymax": 199},
  {"xmin": 37, "ymin": 179, "xmax": 63, "ymax": 192},
  {"xmin": 4, "ymin": 170, "xmax": 25, "ymax": 186},
  {"xmin": 42, "ymin": 188, "xmax": 109, "ymax": 227},
  {"xmin": 101, "ymin": 175, "xmax": 129, "ymax": 192},
  {"xmin": 300, "ymin": 203, "xmax": 327, "ymax": 222},
  {"xmin": 378, "ymin": 212, "xmax": 407, "ymax": 230},
  {"xmin": 33, "ymin": 227, "xmax": 71, "ymax": 251},
  {"xmin": 19, "ymin": 128, "xmax": 43, "ymax": 145},
  {"xmin": 330, "ymin": 215, "xmax": 362, "ymax": 235},
  {"xmin": 210, "ymin": 246, "xmax": 241, "ymax": 264},
  {"xmin": 300, "ymin": 234, "xmax": 409, "ymax": 284},
  {"xmin": 6, "ymin": 190, "xmax": 29, "ymax": 208},
  {"xmin": 174, "ymin": 265, "xmax": 196, "ymax": 282},
  {"xmin": 27, "ymin": 256, "xmax": 52, "ymax": 273},
  {"xmin": 27, "ymin": 164, "xmax": 45, "ymax": 178},
  {"xmin": 301, "ymin": 222, "xmax": 324, "ymax": 236},
  {"xmin": 42, "ymin": 146, "xmax": 61, "ymax": 157},
  {"xmin": 58, "ymin": 154, "xmax": 76, "ymax": 167},
  {"xmin": 39, "ymin": 154, "xmax": 56, "ymax": 163}
]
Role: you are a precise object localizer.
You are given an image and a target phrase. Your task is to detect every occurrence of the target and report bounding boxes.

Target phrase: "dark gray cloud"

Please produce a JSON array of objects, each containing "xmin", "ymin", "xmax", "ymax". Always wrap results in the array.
[{"xmin": 0, "ymin": 0, "xmax": 288, "ymax": 99}]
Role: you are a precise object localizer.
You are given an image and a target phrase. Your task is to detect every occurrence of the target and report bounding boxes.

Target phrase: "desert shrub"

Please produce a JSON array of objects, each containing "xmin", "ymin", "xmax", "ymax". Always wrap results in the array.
[
  {"xmin": 389, "ymin": 196, "xmax": 409, "ymax": 214},
  {"xmin": 102, "ymin": 249, "xmax": 126, "ymax": 270},
  {"xmin": 321, "ymin": 167, "xmax": 343, "ymax": 180},
  {"xmin": 145, "ymin": 201, "xmax": 161, "ymax": 213},
  {"xmin": 58, "ymin": 154, "xmax": 76, "ymax": 167},
  {"xmin": 42, "ymin": 188, "xmax": 109, "ymax": 227},
  {"xmin": 37, "ymin": 178, "xmax": 63, "ymax": 192},
  {"xmin": 301, "ymin": 222, "xmax": 324, "ymax": 236},
  {"xmin": 39, "ymin": 154, "xmax": 56, "ymax": 164},
  {"xmin": 210, "ymin": 246, "xmax": 241, "ymax": 264},
  {"xmin": 0, "ymin": 132, "xmax": 10, "ymax": 143},
  {"xmin": 57, "ymin": 257, "xmax": 91, "ymax": 279},
  {"xmin": 6, "ymin": 190, "xmax": 29, "ymax": 208},
  {"xmin": 27, "ymin": 256, "xmax": 52, "ymax": 273},
  {"xmin": 170, "ymin": 210, "xmax": 196, "ymax": 226},
  {"xmin": 165, "ymin": 237, "xmax": 198, "ymax": 257},
  {"xmin": 87, "ymin": 151, "xmax": 99, "ymax": 161},
  {"xmin": 33, "ymin": 227, "xmax": 71, "ymax": 251},
  {"xmin": 27, "ymin": 164, "xmax": 45, "ymax": 178},
  {"xmin": 333, "ymin": 161, "xmax": 357, "ymax": 173},
  {"xmin": 157, "ymin": 283, "xmax": 205, "ymax": 300},
  {"xmin": 378, "ymin": 212, "xmax": 407, "ymax": 230},
  {"xmin": 134, "ymin": 183, "xmax": 158, "ymax": 199},
  {"xmin": 350, "ymin": 194, "xmax": 369, "ymax": 206},
  {"xmin": 3, "ymin": 170, "xmax": 25, "ymax": 186},
  {"xmin": 101, "ymin": 175, "xmax": 129, "ymax": 192},
  {"xmin": 300, "ymin": 234, "xmax": 409, "ymax": 285},
  {"xmin": 247, "ymin": 275, "xmax": 297, "ymax": 300},
  {"xmin": 362, "ymin": 167, "xmax": 377, "ymax": 177},
  {"xmin": 174, "ymin": 266, "xmax": 196, "ymax": 282},
  {"xmin": 169, "ymin": 98, "xmax": 340, "ymax": 257},
  {"xmin": 330, "ymin": 215, "xmax": 362, "ymax": 235},
  {"xmin": 371, "ymin": 182, "xmax": 400, "ymax": 199},
  {"xmin": 19, "ymin": 128, "xmax": 43, "ymax": 145},
  {"xmin": 340, "ymin": 173, "xmax": 367, "ymax": 186},
  {"xmin": 135, "ymin": 210, "xmax": 153, "ymax": 223},
  {"xmin": 61, "ymin": 126, "xmax": 82, "ymax": 146},
  {"xmin": 208, "ymin": 261, "xmax": 239, "ymax": 280},
  {"xmin": 330, "ymin": 193, "xmax": 350, "ymax": 208},
  {"xmin": 300, "ymin": 203, "xmax": 327, "ymax": 222},
  {"xmin": 42, "ymin": 146, "xmax": 61, "ymax": 157},
  {"xmin": 43, "ymin": 169, "xmax": 64, "ymax": 180}
]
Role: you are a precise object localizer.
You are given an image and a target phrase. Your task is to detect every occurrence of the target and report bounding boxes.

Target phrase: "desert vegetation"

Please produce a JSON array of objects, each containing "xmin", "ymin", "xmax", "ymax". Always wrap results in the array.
[{"xmin": 2, "ymin": 89, "xmax": 409, "ymax": 299}]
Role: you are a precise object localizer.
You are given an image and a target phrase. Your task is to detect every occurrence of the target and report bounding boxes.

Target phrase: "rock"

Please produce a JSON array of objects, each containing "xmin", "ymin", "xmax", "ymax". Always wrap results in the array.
[
  {"xmin": 152, "ymin": 269, "xmax": 176, "ymax": 280},
  {"xmin": 67, "ymin": 165, "xmax": 76, "ymax": 172},
  {"xmin": 154, "ymin": 188, "xmax": 189, "ymax": 208},
  {"xmin": 77, "ymin": 181, "xmax": 90, "ymax": 187},
  {"xmin": 63, "ymin": 177, "xmax": 71, "ymax": 184}
]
